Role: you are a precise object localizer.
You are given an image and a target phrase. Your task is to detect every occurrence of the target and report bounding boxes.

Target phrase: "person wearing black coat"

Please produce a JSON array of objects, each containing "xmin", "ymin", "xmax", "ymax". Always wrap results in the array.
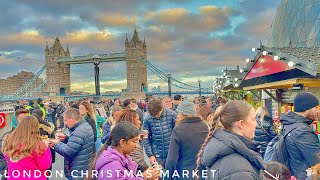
[
  {"xmin": 280, "ymin": 92, "xmax": 320, "ymax": 180},
  {"xmin": 198, "ymin": 100, "xmax": 266, "ymax": 180},
  {"xmin": 254, "ymin": 107, "xmax": 277, "ymax": 158},
  {"xmin": 79, "ymin": 101, "xmax": 97, "ymax": 142},
  {"xmin": 165, "ymin": 100, "xmax": 209, "ymax": 180},
  {"xmin": 33, "ymin": 110, "xmax": 56, "ymax": 164}
]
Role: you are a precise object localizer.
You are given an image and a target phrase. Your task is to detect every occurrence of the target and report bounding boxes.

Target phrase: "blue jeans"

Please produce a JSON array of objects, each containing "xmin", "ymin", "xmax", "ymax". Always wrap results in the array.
[{"xmin": 95, "ymin": 137, "xmax": 102, "ymax": 153}]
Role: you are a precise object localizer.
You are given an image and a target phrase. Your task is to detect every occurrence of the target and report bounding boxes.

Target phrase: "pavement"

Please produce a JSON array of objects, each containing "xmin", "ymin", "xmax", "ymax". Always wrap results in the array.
[{"xmin": 50, "ymin": 152, "xmax": 67, "ymax": 180}]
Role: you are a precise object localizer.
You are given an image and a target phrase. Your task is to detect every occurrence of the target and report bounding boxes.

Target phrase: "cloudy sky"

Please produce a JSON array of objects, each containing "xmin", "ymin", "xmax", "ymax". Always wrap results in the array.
[{"xmin": 0, "ymin": 0, "xmax": 280, "ymax": 93}]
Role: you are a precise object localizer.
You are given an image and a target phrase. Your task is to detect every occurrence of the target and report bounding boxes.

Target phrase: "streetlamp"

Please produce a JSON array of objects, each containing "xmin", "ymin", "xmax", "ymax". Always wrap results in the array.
[
  {"xmin": 167, "ymin": 73, "xmax": 172, "ymax": 97},
  {"xmin": 198, "ymin": 80, "xmax": 201, "ymax": 98},
  {"xmin": 93, "ymin": 55, "xmax": 101, "ymax": 96}
]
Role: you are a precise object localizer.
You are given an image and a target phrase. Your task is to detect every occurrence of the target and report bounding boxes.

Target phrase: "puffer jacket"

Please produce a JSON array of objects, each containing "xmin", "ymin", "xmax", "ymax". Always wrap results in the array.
[
  {"xmin": 95, "ymin": 146, "xmax": 143, "ymax": 180},
  {"xmin": 280, "ymin": 111, "xmax": 320, "ymax": 180},
  {"xmin": 54, "ymin": 119, "xmax": 94, "ymax": 179},
  {"xmin": 254, "ymin": 115, "xmax": 277, "ymax": 157},
  {"xmin": 200, "ymin": 129, "xmax": 265, "ymax": 180},
  {"xmin": 142, "ymin": 108, "xmax": 177, "ymax": 159}
]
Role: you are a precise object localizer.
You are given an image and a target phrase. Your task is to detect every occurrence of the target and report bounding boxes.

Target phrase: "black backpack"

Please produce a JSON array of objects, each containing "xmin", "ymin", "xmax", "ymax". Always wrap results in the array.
[{"xmin": 264, "ymin": 123, "xmax": 304, "ymax": 167}]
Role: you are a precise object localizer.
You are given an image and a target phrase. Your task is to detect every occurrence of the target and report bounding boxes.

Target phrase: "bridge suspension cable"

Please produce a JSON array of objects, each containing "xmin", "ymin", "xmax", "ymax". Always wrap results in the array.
[
  {"xmin": 22, "ymin": 79, "xmax": 47, "ymax": 98},
  {"xmin": 138, "ymin": 58, "xmax": 210, "ymax": 91},
  {"xmin": 2, "ymin": 66, "xmax": 46, "ymax": 101}
]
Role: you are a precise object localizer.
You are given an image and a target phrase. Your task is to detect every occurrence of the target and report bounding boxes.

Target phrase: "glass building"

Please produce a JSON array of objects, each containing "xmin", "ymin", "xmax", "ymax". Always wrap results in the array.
[{"xmin": 269, "ymin": 0, "xmax": 320, "ymax": 47}]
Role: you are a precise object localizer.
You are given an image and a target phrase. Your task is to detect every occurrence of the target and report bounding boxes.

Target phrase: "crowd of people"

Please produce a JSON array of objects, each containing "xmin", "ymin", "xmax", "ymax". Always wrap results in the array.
[{"xmin": 0, "ymin": 92, "xmax": 319, "ymax": 180}]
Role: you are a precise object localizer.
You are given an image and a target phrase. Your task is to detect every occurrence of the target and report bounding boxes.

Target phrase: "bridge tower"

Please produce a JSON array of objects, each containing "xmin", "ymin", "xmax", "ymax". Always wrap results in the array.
[
  {"xmin": 123, "ymin": 29, "xmax": 148, "ymax": 99},
  {"xmin": 44, "ymin": 37, "xmax": 71, "ymax": 96}
]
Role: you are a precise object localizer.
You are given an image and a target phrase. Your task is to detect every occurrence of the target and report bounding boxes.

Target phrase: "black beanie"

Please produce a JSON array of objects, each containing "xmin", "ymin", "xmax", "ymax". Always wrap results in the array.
[{"xmin": 294, "ymin": 92, "xmax": 319, "ymax": 112}]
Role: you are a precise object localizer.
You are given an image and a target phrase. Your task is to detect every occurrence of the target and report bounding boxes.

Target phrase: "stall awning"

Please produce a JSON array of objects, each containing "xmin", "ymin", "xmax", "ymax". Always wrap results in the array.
[{"xmin": 243, "ymin": 78, "xmax": 320, "ymax": 90}]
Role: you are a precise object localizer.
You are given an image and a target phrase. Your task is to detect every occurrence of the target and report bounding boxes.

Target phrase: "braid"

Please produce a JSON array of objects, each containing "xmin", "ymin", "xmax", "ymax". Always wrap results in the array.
[{"xmin": 195, "ymin": 110, "xmax": 223, "ymax": 179}]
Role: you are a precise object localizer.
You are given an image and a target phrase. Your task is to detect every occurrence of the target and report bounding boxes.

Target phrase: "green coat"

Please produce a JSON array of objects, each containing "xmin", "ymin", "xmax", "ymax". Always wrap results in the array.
[{"xmin": 96, "ymin": 115, "xmax": 106, "ymax": 138}]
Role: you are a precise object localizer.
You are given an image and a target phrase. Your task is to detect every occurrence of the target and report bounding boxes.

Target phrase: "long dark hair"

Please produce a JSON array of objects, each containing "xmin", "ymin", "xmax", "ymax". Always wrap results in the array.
[
  {"xmin": 87, "ymin": 121, "xmax": 140, "ymax": 180},
  {"xmin": 195, "ymin": 100, "xmax": 253, "ymax": 178}
]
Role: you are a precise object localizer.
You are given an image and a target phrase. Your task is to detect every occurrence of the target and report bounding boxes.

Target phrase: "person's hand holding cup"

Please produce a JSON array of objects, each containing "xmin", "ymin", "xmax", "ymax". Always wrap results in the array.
[
  {"xmin": 55, "ymin": 132, "xmax": 66, "ymax": 141},
  {"xmin": 48, "ymin": 138, "xmax": 59, "ymax": 148}
]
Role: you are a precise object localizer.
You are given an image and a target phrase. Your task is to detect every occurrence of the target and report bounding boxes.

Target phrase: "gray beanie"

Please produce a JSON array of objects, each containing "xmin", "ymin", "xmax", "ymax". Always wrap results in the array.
[{"xmin": 176, "ymin": 100, "xmax": 196, "ymax": 116}]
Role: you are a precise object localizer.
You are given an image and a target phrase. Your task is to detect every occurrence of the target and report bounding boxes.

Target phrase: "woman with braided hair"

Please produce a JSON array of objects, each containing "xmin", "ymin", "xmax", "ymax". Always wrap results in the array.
[{"xmin": 195, "ymin": 100, "xmax": 266, "ymax": 180}]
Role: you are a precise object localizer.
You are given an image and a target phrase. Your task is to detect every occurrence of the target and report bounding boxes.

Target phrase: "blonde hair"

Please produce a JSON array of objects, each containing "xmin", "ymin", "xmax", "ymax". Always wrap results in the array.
[
  {"xmin": 80, "ymin": 101, "xmax": 97, "ymax": 122},
  {"xmin": 256, "ymin": 106, "xmax": 269, "ymax": 125},
  {"xmin": 1, "ymin": 116, "xmax": 47, "ymax": 161}
]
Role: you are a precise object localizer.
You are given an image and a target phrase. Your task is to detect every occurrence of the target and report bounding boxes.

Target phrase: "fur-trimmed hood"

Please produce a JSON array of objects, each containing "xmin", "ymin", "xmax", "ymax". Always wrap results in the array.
[{"xmin": 39, "ymin": 122, "xmax": 55, "ymax": 134}]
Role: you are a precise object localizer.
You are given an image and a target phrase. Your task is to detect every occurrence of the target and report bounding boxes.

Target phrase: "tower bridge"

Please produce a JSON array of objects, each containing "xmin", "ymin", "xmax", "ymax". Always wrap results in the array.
[{"xmin": 45, "ymin": 28, "xmax": 147, "ymax": 99}]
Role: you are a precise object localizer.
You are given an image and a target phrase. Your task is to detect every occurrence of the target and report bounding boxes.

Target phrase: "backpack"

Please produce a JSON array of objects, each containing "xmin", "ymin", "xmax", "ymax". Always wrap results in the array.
[{"xmin": 264, "ymin": 123, "xmax": 304, "ymax": 167}]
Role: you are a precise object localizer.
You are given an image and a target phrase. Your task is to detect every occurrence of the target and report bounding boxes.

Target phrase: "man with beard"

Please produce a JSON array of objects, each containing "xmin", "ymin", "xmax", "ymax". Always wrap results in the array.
[{"xmin": 280, "ymin": 92, "xmax": 319, "ymax": 179}]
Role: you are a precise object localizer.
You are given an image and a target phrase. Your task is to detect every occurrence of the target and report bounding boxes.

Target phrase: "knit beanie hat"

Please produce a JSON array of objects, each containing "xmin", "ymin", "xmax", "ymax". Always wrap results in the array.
[
  {"xmin": 294, "ymin": 92, "xmax": 319, "ymax": 112},
  {"xmin": 176, "ymin": 100, "xmax": 196, "ymax": 116}
]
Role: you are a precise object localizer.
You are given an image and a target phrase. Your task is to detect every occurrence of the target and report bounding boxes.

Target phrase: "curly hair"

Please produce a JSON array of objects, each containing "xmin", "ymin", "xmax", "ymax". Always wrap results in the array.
[{"xmin": 147, "ymin": 99, "xmax": 163, "ymax": 117}]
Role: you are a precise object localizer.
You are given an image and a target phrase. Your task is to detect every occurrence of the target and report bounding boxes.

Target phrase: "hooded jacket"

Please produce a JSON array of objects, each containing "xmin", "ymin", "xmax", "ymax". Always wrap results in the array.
[
  {"xmin": 280, "ymin": 111, "xmax": 320, "ymax": 180},
  {"xmin": 95, "ymin": 147, "xmax": 144, "ymax": 180},
  {"xmin": 200, "ymin": 129, "xmax": 265, "ymax": 180}
]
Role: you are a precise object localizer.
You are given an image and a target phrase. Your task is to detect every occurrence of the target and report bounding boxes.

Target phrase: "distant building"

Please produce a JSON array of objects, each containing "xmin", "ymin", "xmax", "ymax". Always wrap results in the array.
[
  {"xmin": 151, "ymin": 86, "xmax": 161, "ymax": 92},
  {"xmin": 0, "ymin": 71, "xmax": 43, "ymax": 96}
]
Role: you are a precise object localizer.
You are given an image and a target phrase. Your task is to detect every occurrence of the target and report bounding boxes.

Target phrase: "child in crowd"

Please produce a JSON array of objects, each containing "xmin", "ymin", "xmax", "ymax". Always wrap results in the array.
[
  {"xmin": 263, "ymin": 162, "xmax": 296, "ymax": 180},
  {"xmin": 1, "ymin": 116, "xmax": 52, "ymax": 180},
  {"xmin": 88, "ymin": 121, "xmax": 160, "ymax": 180}
]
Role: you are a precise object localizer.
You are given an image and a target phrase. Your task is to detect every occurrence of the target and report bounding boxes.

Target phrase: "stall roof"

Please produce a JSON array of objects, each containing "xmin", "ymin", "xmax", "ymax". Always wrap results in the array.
[
  {"xmin": 243, "ymin": 78, "xmax": 320, "ymax": 90},
  {"xmin": 239, "ymin": 43, "xmax": 320, "ymax": 89}
]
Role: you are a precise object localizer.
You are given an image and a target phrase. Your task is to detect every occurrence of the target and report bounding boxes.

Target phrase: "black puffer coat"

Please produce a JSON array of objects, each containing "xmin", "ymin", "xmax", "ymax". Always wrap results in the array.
[{"xmin": 200, "ymin": 129, "xmax": 265, "ymax": 180}]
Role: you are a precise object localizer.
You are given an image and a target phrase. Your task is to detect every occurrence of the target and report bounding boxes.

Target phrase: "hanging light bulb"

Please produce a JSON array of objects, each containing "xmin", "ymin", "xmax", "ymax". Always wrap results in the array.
[
  {"xmin": 262, "ymin": 51, "xmax": 267, "ymax": 56},
  {"xmin": 235, "ymin": 83, "xmax": 239, "ymax": 87},
  {"xmin": 288, "ymin": 61, "xmax": 295, "ymax": 67},
  {"xmin": 234, "ymin": 78, "xmax": 238, "ymax": 81},
  {"xmin": 252, "ymin": 48, "xmax": 256, "ymax": 52},
  {"xmin": 273, "ymin": 56, "xmax": 279, "ymax": 61},
  {"xmin": 240, "ymin": 69, "xmax": 244, "ymax": 73},
  {"xmin": 246, "ymin": 58, "xmax": 250, "ymax": 63}
]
